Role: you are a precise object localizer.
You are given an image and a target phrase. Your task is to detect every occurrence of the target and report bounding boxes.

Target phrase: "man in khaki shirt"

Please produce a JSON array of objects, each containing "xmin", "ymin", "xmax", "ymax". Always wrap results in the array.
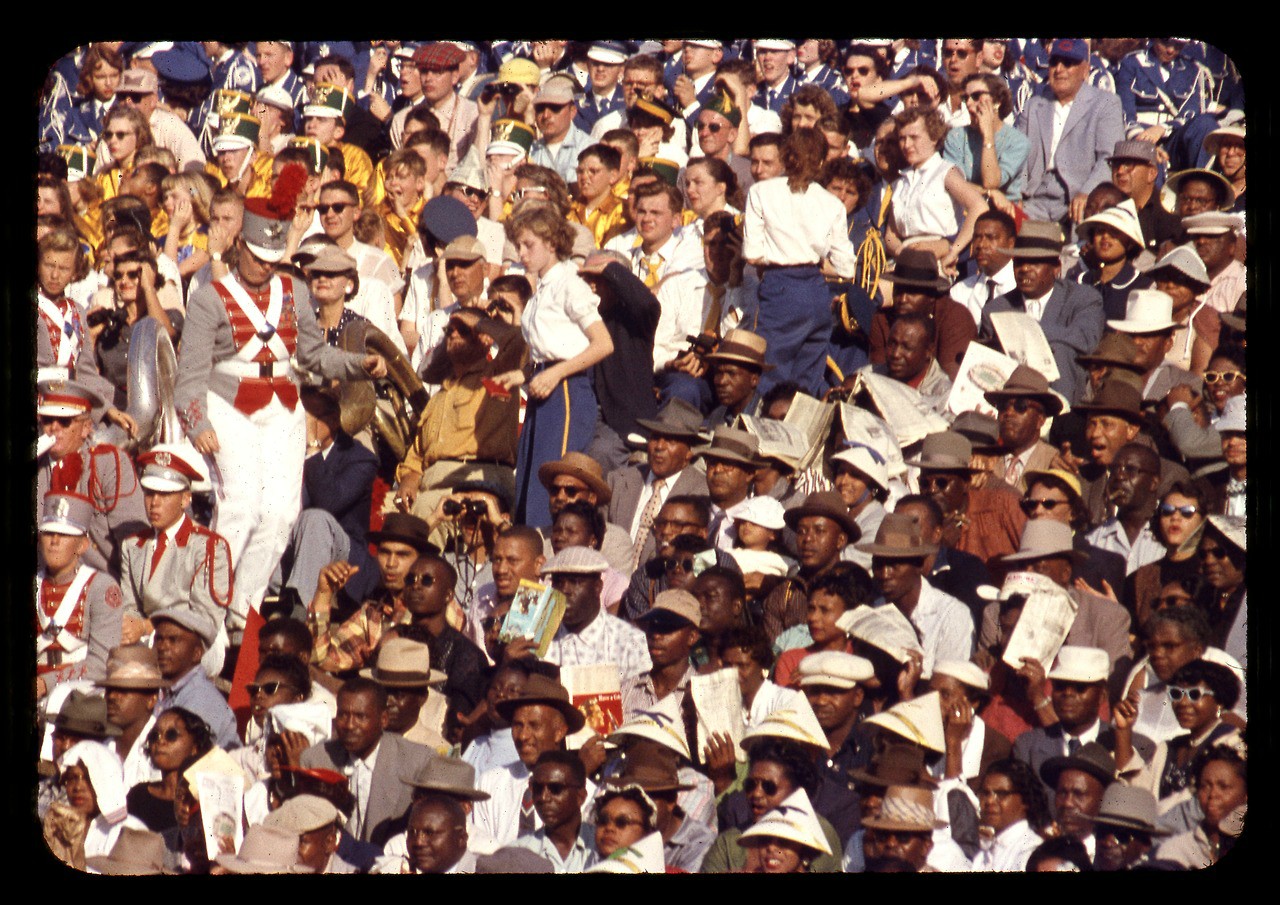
[{"xmin": 393, "ymin": 309, "xmax": 524, "ymax": 519}]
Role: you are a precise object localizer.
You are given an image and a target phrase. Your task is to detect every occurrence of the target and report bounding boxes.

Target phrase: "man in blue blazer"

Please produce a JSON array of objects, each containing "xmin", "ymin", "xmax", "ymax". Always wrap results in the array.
[
  {"xmin": 1017, "ymin": 38, "xmax": 1126, "ymax": 226},
  {"xmin": 980, "ymin": 221, "xmax": 1104, "ymax": 407}
]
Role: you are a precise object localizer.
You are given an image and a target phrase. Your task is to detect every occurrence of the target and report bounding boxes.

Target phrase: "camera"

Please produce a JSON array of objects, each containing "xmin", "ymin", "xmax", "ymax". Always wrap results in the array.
[
  {"xmin": 684, "ymin": 333, "xmax": 717, "ymax": 356},
  {"xmin": 443, "ymin": 498, "xmax": 487, "ymax": 519}
]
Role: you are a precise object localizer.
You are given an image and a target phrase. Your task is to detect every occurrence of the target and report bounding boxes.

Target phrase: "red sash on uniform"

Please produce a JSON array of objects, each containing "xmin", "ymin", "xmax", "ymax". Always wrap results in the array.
[{"xmin": 212, "ymin": 275, "xmax": 301, "ymax": 415}]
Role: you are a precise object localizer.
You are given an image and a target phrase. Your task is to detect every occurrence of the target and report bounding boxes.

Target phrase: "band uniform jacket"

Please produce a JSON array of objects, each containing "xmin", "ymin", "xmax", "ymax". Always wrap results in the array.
[{"xmin": 120, "ymin": 514, "xmax": 233, "ymax": 626}]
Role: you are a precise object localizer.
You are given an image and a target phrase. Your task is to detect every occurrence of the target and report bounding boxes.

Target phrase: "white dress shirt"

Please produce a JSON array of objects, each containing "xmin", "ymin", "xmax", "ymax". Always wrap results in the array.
[
  {"xmin": 969, "ymin": 818, "xmax": 1043, "ymax": 871},
  {"xmin": 953, "ymin": 260, "xmax": 1016, "ymax": 326},
  {"xmin": 874, "ymin": 578, "xmax": 974, "ymax": 678},
  {"xmin": 628, "ymin": 469, "xmax": 683, "ymax": 540},
  {"xmin": 653, "ymin": 268, "xmax": 709, "ymax": 370},
  {"xmin": 742, "ymin": 177, "xmax": 857, "ymax": 275},
  {"xmin": 1048, "ymin": 100, "xmax": 1074, "ymax": 171},
  {"xmin": 346, "ymin": 741, "xmax": 381, "ymax": 840},
  {"xmin": 1084, "ymin": 520, "xmax": 1166, "ymax": 575},
  {"xmin": 521, "ymin": 259, "xmax": 602, "ymax": 364}
]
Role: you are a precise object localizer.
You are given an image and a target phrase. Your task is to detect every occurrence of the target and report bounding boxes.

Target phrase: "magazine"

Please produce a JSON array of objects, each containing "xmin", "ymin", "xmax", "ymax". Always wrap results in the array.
[
  {"xmin": 498, "ymin": 579, "xmax": 566, "ymax": 659},
  {"xmin": 560, "ymin": 662, "xmax": 623, "ymax": 749}
]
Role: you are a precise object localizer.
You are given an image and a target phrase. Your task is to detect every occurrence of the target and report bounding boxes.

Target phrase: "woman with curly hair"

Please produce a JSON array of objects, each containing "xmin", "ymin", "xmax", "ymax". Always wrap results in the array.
[
  {"xmin": 74, "ymin": 44, "xmax": 124, "ymax": 141},
  {"xmin": 1155, "ymin": 741, "xmax": 1246, "ymax": 868},
  {"xmin": 593, "ymin": 785, "xmax": 657, "ymax": 859},
  {"xmin": 971, "ymin": 757, "xmax": 1049, "ymax": 871},
  {"xmin": 126, "ymin": 707, "xmax": 216, "ymax": 833}
]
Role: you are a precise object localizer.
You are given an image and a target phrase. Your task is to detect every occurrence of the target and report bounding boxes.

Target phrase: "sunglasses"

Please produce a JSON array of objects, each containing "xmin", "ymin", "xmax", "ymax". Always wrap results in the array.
[
  {"xmin": 459, "ymin": 186, "xmax": 486, "ymax": 200},
  {"xmin": 530, "ymin": 781, "xmax": 582, "ymax": 795},
  {"xmin": 744, "ymin": 778, "xmax": 780, "ymax": 796},
  {"xmin": 965, "ymin": 90, "xmax": 992, "ymax": 101},
  {"xmin": 1199, "ymin": 545, "xmax": 1229, "ymax": 560},
  {"xmin": 1203, "ymin": 371, "xmax": 1245, "ymax": 384},
  {"xmin": 597, "ymin": 814, "xmax": 646, "ymax": 830},
  {"xmin": 653, "ymin": 518, "xmax": 702, "ymax": 531},
  {"xmin": 1020, "ymin": 497, "xmax": 1067, "ymax": 515},
  {"xmin": 1154, "ymin": 594, "xmax": 1193, "ymax": 609},
  {"xmin": 697, "ymin": 121, "xmax": 724, "ymax": 133},
  {"xmin": 317, "ymin": 202, "xmax": 353, "ymax": 215},
  {"xmin": 104, "ymin": 130, "xmax": 135, "ymax": 140},
  {"xmin": 1168, "ymin": 685, "xmax": 1213, "ymax": 703},
  {"xmin": 999, "ymin": 398, "xmax": 1044, "ymax": 414},
  {"xmin": 534, "ymin": 103, "xmax": 569, "ymax": 114},
  {"xmin": 403, "ymin": 571, "xmax": 437, "ymax": 588},
  {"xmin": 515, "ymin": 187, "xmax": 547, "ymax": 199},
  {"xmin": 247, "ymin": 680, "xmax": 296, "ymax": 697},
  {"xmin": 550, "ymin": 483, "xmax": 586, "ymax": 498},
  {"xmin": 919, "ymin": 475, "xmax": 961, "ymax": 491},
  {"xmin": 1159, "ymin": 502, "xmax": 1199, "ymax": 518},
  {"xmin": 661, "ymin": 556, "xmax": 697, "ymax": 573},
  {"xmin": 488, "ymin": 301, "xmax": 515, "ymax": 316},
  {"xmin": 844, "ymin": 65, "xmax": 873, "ymax": 76},
  {"xmin": 942, "ymin": 48, "xmax": 972, "ymax": 58},
  {"xmin": 146, "ymin": 727, "xmax": 185, "ymax": 745},
  {"xmin": 444, "ymin": 258, "xmax": 481, "ymax": 271},
  {"xmin": 39, "ymin": 415, "xmax": 79, "ymax": 428},
  {"xmin": 115, "ymin": 268, "xmax": 142, "ymax": 281},
  {"xmin": 1099, "ymin": 827, "xmax": 1145, "ymax": 846}
]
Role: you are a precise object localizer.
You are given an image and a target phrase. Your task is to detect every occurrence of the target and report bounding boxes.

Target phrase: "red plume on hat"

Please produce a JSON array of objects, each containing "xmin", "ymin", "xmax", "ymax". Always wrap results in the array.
[{"xmin": 247, "ymin": 162, "xmax": 308, "ymax": 221}]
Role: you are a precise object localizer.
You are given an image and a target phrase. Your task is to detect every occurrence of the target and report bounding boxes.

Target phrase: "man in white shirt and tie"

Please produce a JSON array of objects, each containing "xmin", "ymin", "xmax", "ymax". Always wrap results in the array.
[{"xmin": 951, "ymin": 210, "xmax": 1017, "ymax": 327}]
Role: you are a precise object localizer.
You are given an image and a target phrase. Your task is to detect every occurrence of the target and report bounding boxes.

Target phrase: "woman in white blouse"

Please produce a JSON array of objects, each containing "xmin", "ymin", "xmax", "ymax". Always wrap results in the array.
[{"xmin": 886, "ymin": 107, "xmax": 989, "ymax": 273}]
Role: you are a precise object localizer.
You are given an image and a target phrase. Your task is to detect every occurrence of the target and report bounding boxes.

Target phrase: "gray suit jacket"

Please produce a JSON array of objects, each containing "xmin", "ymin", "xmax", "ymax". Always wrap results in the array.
[
  {"xmin": 1013, "ymin": 722, "xmax": 1155, "ymax": 803},
  {"xmin": 990, "ymin": 441, "xmax": 1058, "ymax": 494},
  {"xmin": 606, "ymin": 465, "xmax": 710, "ymax": 566},
  {"xmin": 300, "ymin": 732, "xmax": 438, "ymax": 847},
  {"xmin": 981, "ymin": 281, "xmax": 1104, "ymax": 407},
  {"xmin": 1017, "ymin": 84, "xmax": 1126, "ymax": 217}
]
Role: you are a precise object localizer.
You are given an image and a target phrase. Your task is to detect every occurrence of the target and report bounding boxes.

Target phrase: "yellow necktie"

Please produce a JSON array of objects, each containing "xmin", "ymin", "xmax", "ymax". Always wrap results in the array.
[{"xmin": 643, "ymin": 253, "xmax": 663, "ymax": 289}]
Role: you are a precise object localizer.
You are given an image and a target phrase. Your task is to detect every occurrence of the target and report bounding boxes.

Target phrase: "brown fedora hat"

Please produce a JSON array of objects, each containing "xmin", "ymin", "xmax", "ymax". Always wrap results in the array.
[
  {"xmin": 605, "ymin": 758, "xmax": 693, "ymax": 794},
  {"xmin": 400, "ymin": 756, "xmax": 491, "ymax": 801},
  {"xmin": 855, "ymin": 512, "xmax": 938, "ymax": 558},
  {"xmin": 903, "ymin": 431, "xmax": 984, "ymax": 474},
  {"xmin": 493, "ymin": 673, "xmax": 587, "ymax": 733},
  {"xmin": 782, "ymin": 490, "xmax": 862, "ymax": 543},
  {"xmin": 537, "ymin": 451, "xmax": 612, "ymax": 503},
  {"xmin": 703, "ymin": 328, "xmax": 774, "ymax": 371},
  {"xmin": 634, "ymin": 397, "xmax": 709, "ymax": 443},
  {"xmin": 96, "ymin": 644, "xmax": 168, "ymax": 691},
  {"xmin": 847, "ymin": 742, "xmax": 939, "ymax": 788},
  {"xmin": 1007, "ymin": 220, "xmax": 1065, "ymax": 260},
  {"xmin": 983, "ymin": 364, "xmax": 1063, "ymax": 417},
  {"xmin": 1074, "ymin": 377, "xmax": 1145, "ymax": 424},
  {"xmin": 694, "ymin": 426, "xmax": 765, "ymax": 469},
  {"xmin": 367, "ymin": 512, "xmax": 439, "ymax": 554},
  {"xmin": 878, "ymin": 247, "xmax": 952, "ymax": 293},
  {"xmin": 1075, "ymin": 332, "xmax": 1144, "ymax": 370}
]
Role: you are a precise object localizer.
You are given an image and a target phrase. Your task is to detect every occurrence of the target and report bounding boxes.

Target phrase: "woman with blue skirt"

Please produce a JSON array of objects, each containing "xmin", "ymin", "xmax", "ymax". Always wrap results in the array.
[
  {"xmin": 495, "ymin": 205, "xmax": 614, "ymax": 527},
  {"xmin": 743, "ymin": 128, "xmax": 858, "ymax": 398}
]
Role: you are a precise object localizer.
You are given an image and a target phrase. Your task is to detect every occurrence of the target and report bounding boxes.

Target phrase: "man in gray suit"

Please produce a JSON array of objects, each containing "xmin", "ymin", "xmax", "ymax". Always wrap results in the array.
[
  {"xmin": 1017, "ymin": 38, "xmax": 1126, "ymax": 227},
  {"xmin": 301, "ymin": 676, "xmax": 438, "ymax": 847},
  {"xmin": 980, "ymin": 221, "xmax": 1105, "ymax": 407},
  {"xmin": 607, "ymin": 399, "xmax": 710, "ymax": 571}
]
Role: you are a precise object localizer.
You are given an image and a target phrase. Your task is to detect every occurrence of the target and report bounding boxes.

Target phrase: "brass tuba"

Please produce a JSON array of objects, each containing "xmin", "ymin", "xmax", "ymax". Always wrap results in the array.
[
  {"xmin": 91, "ymin": 315, "xmax": 183, "ymax": 454},
  {"xmin": 337, "ymin": 321, "xmax": 430, "ymax": 462}
]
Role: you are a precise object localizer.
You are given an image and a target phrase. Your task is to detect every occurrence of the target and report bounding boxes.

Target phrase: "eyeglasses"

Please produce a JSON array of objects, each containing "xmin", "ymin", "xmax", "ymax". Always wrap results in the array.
[
  {"xmin": 247, "ymin": 680, "xmax": 297, "ymax": 697},
  {"xmin": 661, "ymin": 556, "xmax": 696, "ymax": 573},
  {"xmin": 444, "ymin": 258, "xmax": 481, "ymax": 271},
  {"xmin": 696, "ymin": 121, "xmax": 724, "ymax": 133},
  {"xmin": 597, "ymin": 814, "xmax": 646, "ymax": 830},
  {"xmin": 744, "ymin": 778, "xmax": 780, "ymax": 796},
  {"xmin": 104, "ymin": 130, "xmax": 135, "ymax": 140},
  {"xmin": 316, "ymin": 202, "xmax": 353, "ymax": 215},
  {"xmin": 965, "ymin": 90, "xmax": 991, "ymax": 101},
  {"xmin": 1098, "ymin": 827, "xmax": 1145, "ymax": 846},
  {"xmin": 1047, "ymin": 56, "xmax": 1079, "ymax": 69},
  {"xmin": 39, "ymin": 415, "xmax": 80, "ymax": 428},
  {"xmin": 1203, "ymin": 371, "xmax": 1245, "ymax": 385},
  {"xmin": 1019, "ymin": 497, "xmax": 1068, "ymax": 515},
  {"xmin": 1158, "ymin": 502, "xmax": 1199, "ymax": 518},
  {"xmin": 534, "ymin": 103, "xmax": 569, "ymax": 114},
  {"xmin": 115, "ymin": 268, "xmax": 142, "ymax": 281},
  {"xmin": 550, "ymin": 483, "xmax": 586, "ymax": 498},
  {"xmin": 999, "ymin": 398, "xmax": 1044, "ymax": 415},
  {"xmin": 1198, "ymin": 544, "xmax": 1229, "ymax": 560},
  {"xmin": 844, "ymin": 65, "xmax": 873, "ymax": 76},
  {"xmin": 919, "ymin": 475, "xmax": 961, "ymax": 491},
  {"xmin": 653, "ymin": 518, "xmax": 702, "ymax": 531},
  {"xmin": 403, "ymin": 571, "xmax": 437, "ymax": 588},
  {"xmin": 459, "ymin": 187, "xmax": 486, "ymax": 200},
  {"xmin": 942, "ymin": 48, "xmax": 972, "ymax": 58},
  {"xmin": 1168, "ymin": 685, "xmax": 1213, "ymax": 703},
  {"xmin": 977, "ymin": 788, "xmax": 1019, "ymax": 800},
  {"xmin": 530, "ymin": 781, "xmax": 582, "ymax": 795},
  {"xmin": 146, "ymin": 727, "xmax": 185, "ymax": 745}
]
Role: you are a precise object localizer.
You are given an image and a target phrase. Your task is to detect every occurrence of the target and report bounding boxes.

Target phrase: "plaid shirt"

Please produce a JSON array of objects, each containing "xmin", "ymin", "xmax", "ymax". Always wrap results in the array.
[{"xmin": 312, "ymin": 590, "xmax": 409, "ymax": 673}]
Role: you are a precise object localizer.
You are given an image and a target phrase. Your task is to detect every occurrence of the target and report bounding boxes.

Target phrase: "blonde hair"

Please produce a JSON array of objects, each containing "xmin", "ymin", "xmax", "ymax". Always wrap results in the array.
[{"xmin": 160, "ymin": 171, "xmax": 212, "ymax": 236}]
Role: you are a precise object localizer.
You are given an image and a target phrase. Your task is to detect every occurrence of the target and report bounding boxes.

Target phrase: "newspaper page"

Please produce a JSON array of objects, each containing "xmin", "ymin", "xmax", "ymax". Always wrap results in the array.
[
  {"xmin": 854, "ymin": 372, "xmax": 951, "ymax": 447},
  {"xmin": 561, "ymin": 663, "xmax": 623, "ymax": 750},
  {"xmin": 946, "ymin": 342, "xmax": 1022, "ymax": 419},
  {"xmin": 989, "ymin": 311, "xmax": 1061, "ymax": 382},
  {"xmin": 836, "ymin": 605, "xmax": 924, "ymax": 664},
  {"xmin": 780, "ymin": 392, "xmax": 837, "ymax": 472},
  {"xmin": 999, "ymin": 572, "xmax": 1080, "ymax": 670},
  {"xmin": 740, "ymin": 416, "xmax": 810, "ymax": 469},
  {"xmin": 690, "ymin": 667, "xmax": 747, "ymax": 764},
  {"xmin": 187, "ymin": 752, "xmax": 245, "ymax": 862},
  {"xmin": 839, "ymin": 403, "xmax": 907, "ymax": 480}
]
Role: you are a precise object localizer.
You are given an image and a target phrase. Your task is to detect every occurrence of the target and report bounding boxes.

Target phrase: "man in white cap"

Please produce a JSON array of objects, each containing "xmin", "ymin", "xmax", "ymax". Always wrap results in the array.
[
  {"xmin": 264, "ymin": 793, "xmax": 358, "ymax": 873},
  {"xmin": 929, "ymin": 660, "xmax": 1010, "ymax": 790},
  {"xmin": 796, "ymin": 651, "xmax": 877, "ymax": 782},
  {"xmin": 174, "ymin": 167, "xmax": 388, "ymax": 650},
  {"xmin": 529, "ymin": 74, "xmax": 592, "ymax": 186},
  {"xmin": 671, "ymin": 40, "xmax": 724, "ymax": 128},
  {"xmin": 36, "ymin": 378, "xmax": 148, "ymax": 578},
  {"xmin": 540, "ymin": 547, "xmax": 651, "ymax": 681},
  {"xmin": 1184, "ymin": 211, "xmax": 1245, "ymax": 315},
  {"xmin": 119, "ymin": 444, "xmax": 232, "ymax": 651},
  {"xmin": 36, "ymin": 491, "xmax": 124, "ymax": 700},
  {"xmin": 575, "ymin": 42, "xmax": 629, "ymax": 134},
  {"xmin": 753, "ymin": 40, "xmax": 799, "ymax": 112},
  {"xmin": 151, "ymin": 602, "xmax": 238, "ymax": 748},
  {"xmin": 251, "ymin": 84, "xmax": 298, "ymax": 155}
]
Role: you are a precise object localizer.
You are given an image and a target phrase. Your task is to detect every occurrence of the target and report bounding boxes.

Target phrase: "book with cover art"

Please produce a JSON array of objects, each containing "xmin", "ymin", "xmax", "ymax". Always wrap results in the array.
[
  {"xmin": 498, "ymin": 579, "xmax": 566, "ymax": 659},
  {"xmin": 560, "ymin": 663, "xmax": 623, "ymax": 749}
]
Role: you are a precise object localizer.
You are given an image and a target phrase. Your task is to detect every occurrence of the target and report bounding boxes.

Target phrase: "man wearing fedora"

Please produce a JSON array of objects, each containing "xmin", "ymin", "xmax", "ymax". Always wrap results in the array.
[
  {"xmin": 980, "ymin": 219, "xmax": 1105, "ymax": 407},
  {"xmin": 542, "ymin": 547, "xmax": 651, "ymax": 681},
  {"xmin": 473, "ymin": 673, "xmax": 588, "ymax": 847},
  {"xmin": 702, "ymin": 329, "xmax": 770, "ymax": 429},
  {"xmin": 310, "ymin": 512, "xmax": 434, "ymax": 673},
  {"xmin": 36, "ymin": 491, "xmax": 124, "ymax": 700},
  {"xmin": 861, "ymin": 785, "xmax": 956, "ymax": 872},
  {"xmin": 119, "ymin": 445, "xmax": 232, "ymax": 653},
  {"xmin": 758, "ymin": 491, "xmax": 858, "ymax": 641},
  {"xmin": 359, "ymin": 637, "xmax": 449, "ymax": 752},
  {"xmin": 536, "ymin": 451, "xmax": 633, "ymax": 573},
  {"xmin": 175, "ymin": 163, "xmax": 388, "ymax": 649},
  {"xmin": 370, "ymin": 755, "xmax": 494, "ymax": 873},
  {"xmin": 1038, "ymin": 740, "xmax": 1117, "ymax": 859},
  {"xmin": 893, "ymin": 495, "xmax": 992, "ymax": 621},
  {"xmin": 38, "ymin": 690, "xmax": 123, "ymax": 820},
  {"xmin": 870, "ymin": 248, "xmax": 976, "ymax": 380},
  {"xmin": 984, "ymin": 365, "xmax": 1062, "ymax": 493},
  {"xmin": 857, "ymin": 512, "xmax": 973, "ymax": 679},
  {"xmin": 985, "ymin": 521, "xmax": 1133, "ymax": 675},
  {"xmin": 1091, "ymin": 784, "xmax": 1171, "ymax": 870},
  {"xmin": 694, "ymin": 426, "xmax": 765, "ymax": 553},
  {"xmin": 907, "ymin": 430, "xmax": 1026, "ymax": 566},
  {"xmin": 98, "ymin": 645, "xmax": 165, "ymax": 790},
  {"xmin": 608, "ymin": 398, "xmax": 710, "ymax": 570},
  {"xmin": 301, "ymin": 675, "xmax": 438, "ymax": 846}
]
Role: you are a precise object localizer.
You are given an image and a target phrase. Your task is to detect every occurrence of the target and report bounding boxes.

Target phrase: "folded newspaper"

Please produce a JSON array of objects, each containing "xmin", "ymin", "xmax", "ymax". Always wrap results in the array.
[
  {"xmin": 184, "ymin": 748, "xmax": 246, "ymax": 862},
  {"xmin": 739, "ymin": 416, "xmax": 811, "ymax": 470},
  {"xmin": 839, "ymin": 403, "xmax": 907, "ymax": 479},
  {"xmin": 989, "ymin": 311, "xmax": 1061, "ymax": 382},
  {"xmin": 947, "ymin": 341, "xmax": 1022, "ymax": 419},
  {"xmin": 853, "ymin": 372, "xmax": 950, "ymax": 448},
  {"xmin": 780, "ymin": 391, "xmax": 837, "ymax": 472},
  {"xmin": 690, "ymin": 667, "xmax": 747, "ymax": 764},
  {"xmin": 499, "ymin": 579, "xmax": 566, "ymax": 659},
  {"xmin": 997, "ymin": 572, "xmax": 1080, "ymax": 670},
  {"xmin": 561, "ymin": 662, "xmax": 623, "ymax": 749},
  {"xmin": 836, "ymin": 605, "xmax": 924, "ymax": 664}
]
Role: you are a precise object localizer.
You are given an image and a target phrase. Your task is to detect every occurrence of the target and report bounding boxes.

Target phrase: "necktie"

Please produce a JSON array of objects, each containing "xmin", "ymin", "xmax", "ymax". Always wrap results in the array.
[
  {"xmin": 1067, "ymin": 737, "xmax": 1081, "ymax": 756},
  {"xmin": 767, "ymin": 88, "xmax": 777, "ymax": 109},
  {"xmin": 519, "ymin": 783, "xmax": 536, "ymax": 835},
  {"xmin": 702, "ymin": 285, "xmax": 726, "ymax": 337},
  {"xmin": 986, "ymin": 278, "xmax": 998, "ymax": 304},
  {"xmin": 631, "ymin": 477, "xmax": 667, "ymax": 571},
  {"xmin": 1005, "ymin": 455, "xmax": 1024, "ymax": 489},
  {"xmin": 149, "ymin": 531, "xmax": 168, "ymax": 580},
  {"xmin": 643, "ymin": 253, "xmax": 663, "ymax": 288}
]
